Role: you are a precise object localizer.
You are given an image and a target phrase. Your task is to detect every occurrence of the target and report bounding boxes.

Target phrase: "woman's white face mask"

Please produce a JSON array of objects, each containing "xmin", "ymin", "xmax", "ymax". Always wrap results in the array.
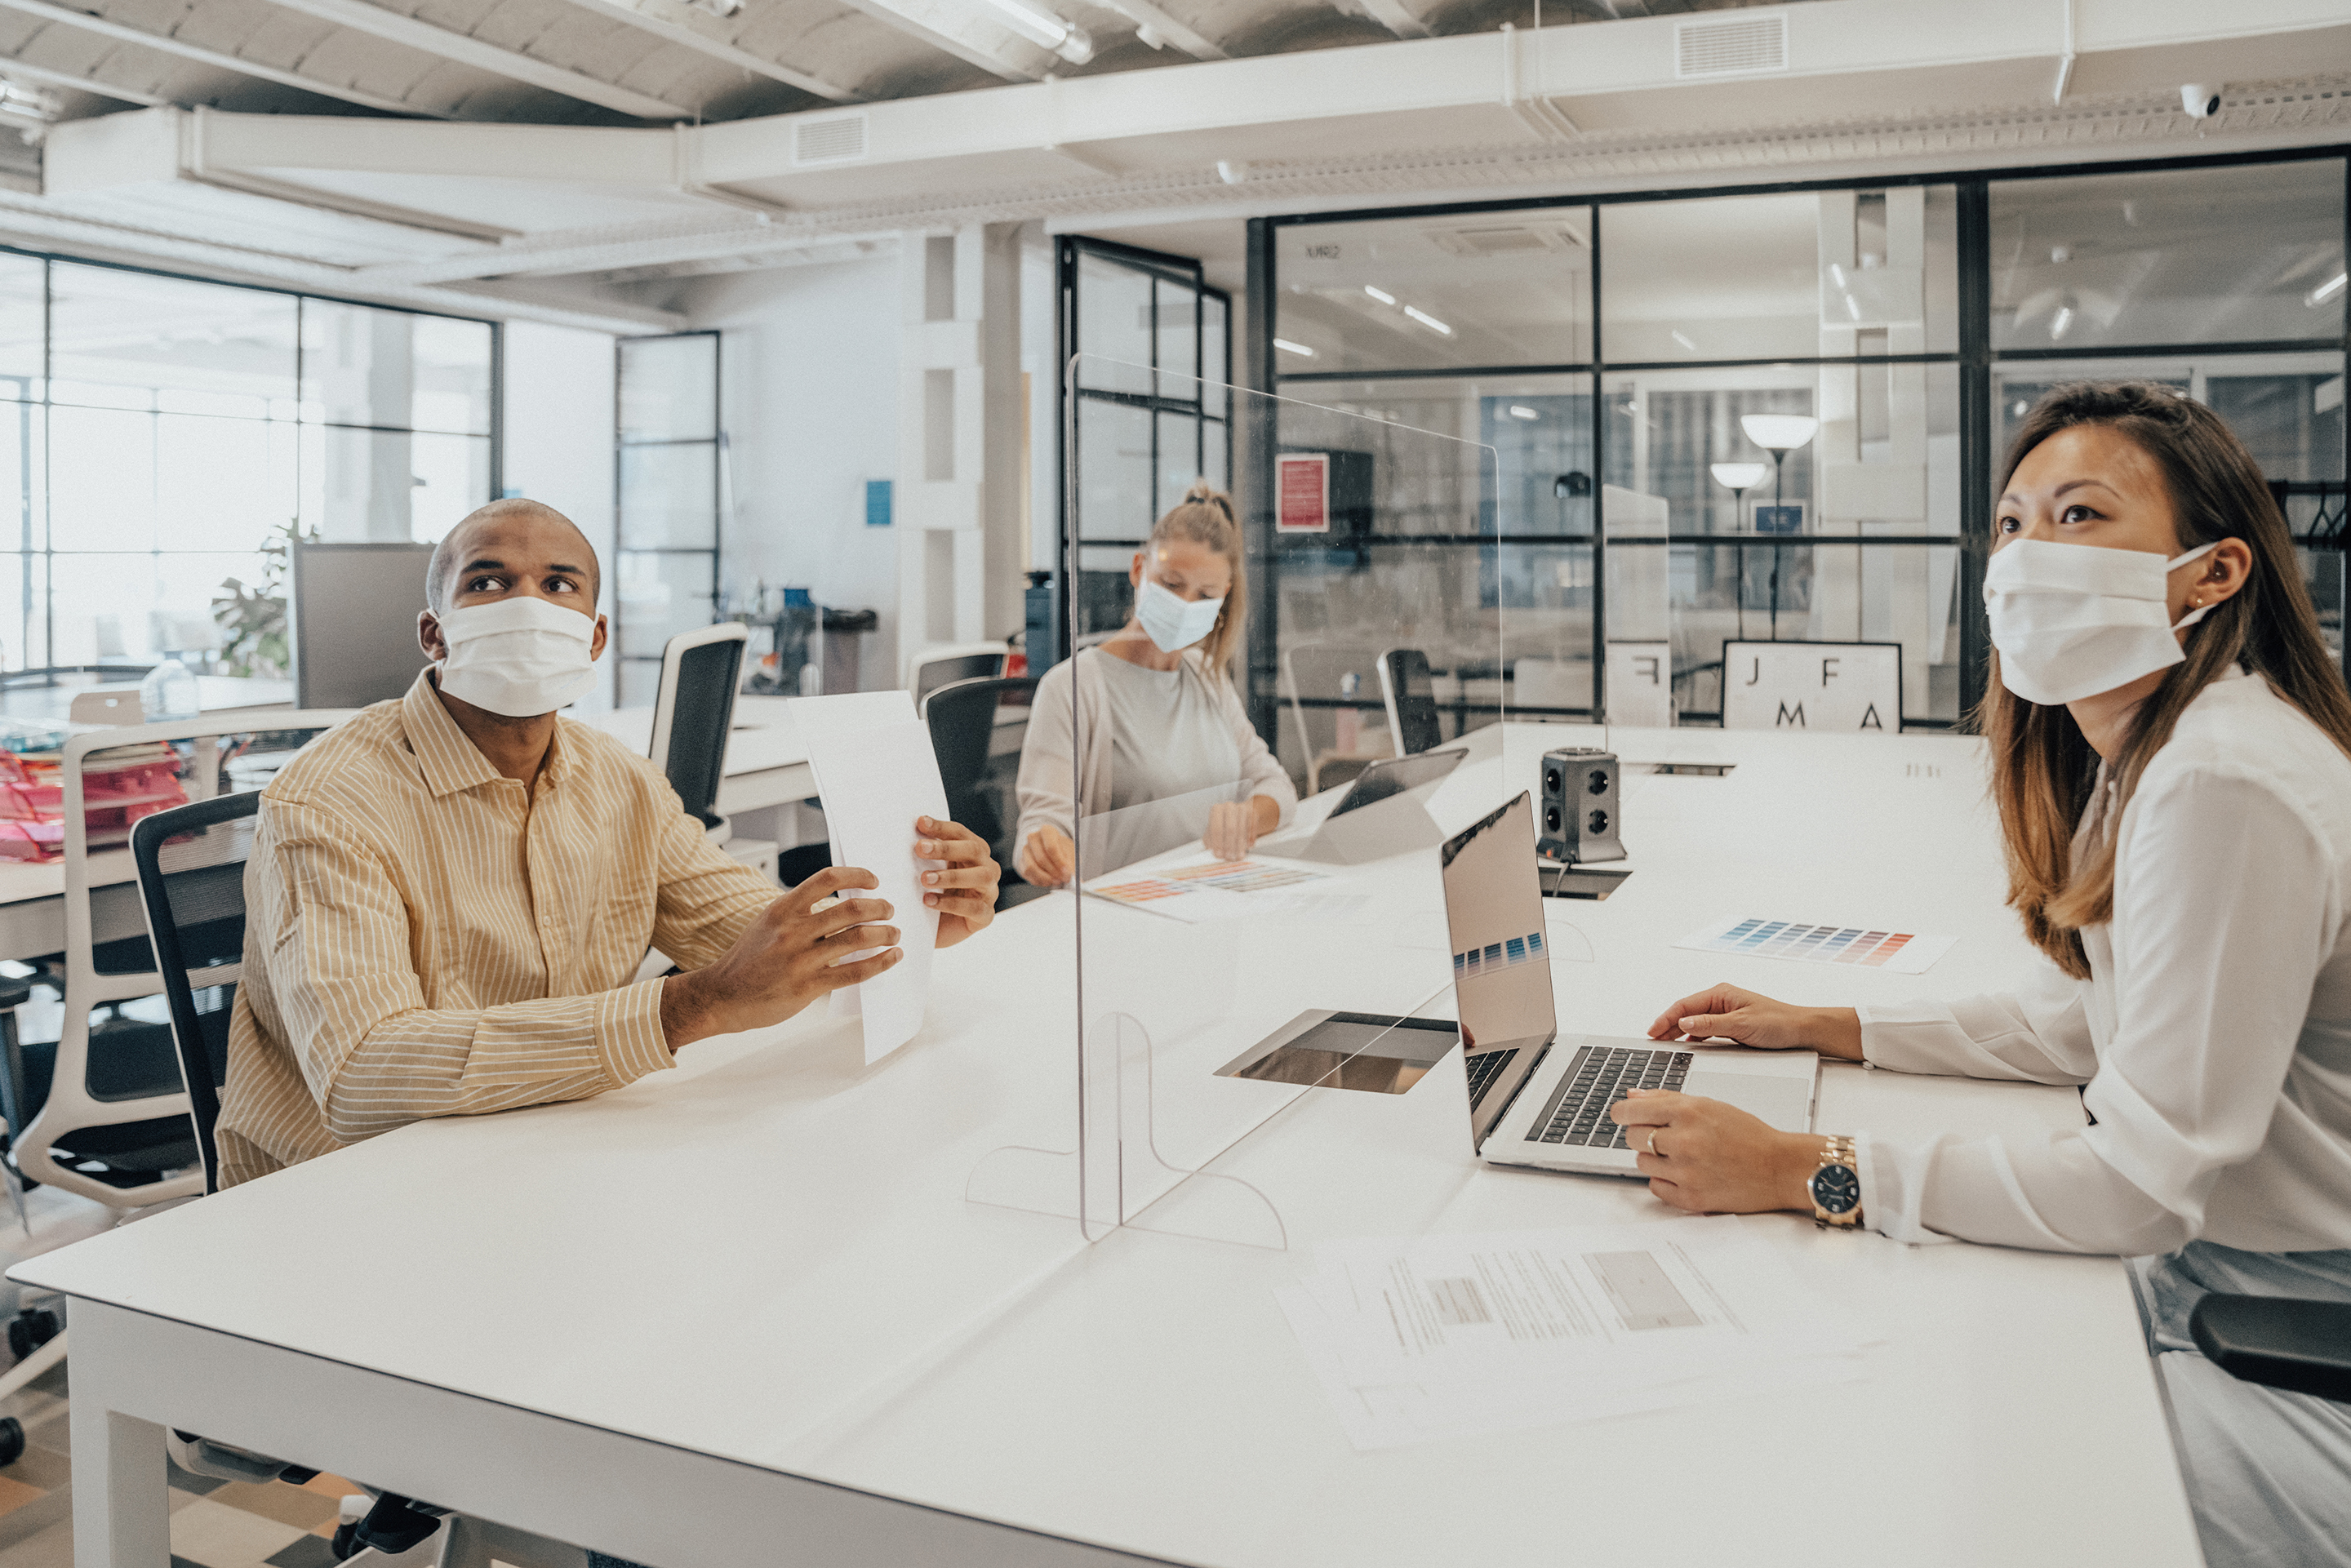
[
  {"xmin": 1982, "ymin": 536, "xmax": 2220, "ymax": 706},
  {"xmin": 1135, "ymin": 575, "xmax": 1224, "ymax": 654},
  {"xmin": 435, "ymin": 596, "xmax": 599, "ymax": 717}
]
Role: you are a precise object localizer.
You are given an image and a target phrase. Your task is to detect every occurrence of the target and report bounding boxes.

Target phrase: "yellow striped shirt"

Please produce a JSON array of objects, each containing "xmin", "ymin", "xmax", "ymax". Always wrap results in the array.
[{"xmin": 220, "ymin": 671, "xmax": 778, "ymax": 1188}]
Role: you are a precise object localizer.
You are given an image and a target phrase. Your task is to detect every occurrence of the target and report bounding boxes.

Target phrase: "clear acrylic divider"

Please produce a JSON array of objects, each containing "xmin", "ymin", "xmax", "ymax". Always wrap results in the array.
[{"xmin": 967, "ymin": 357, "xmax": 1513, "ymax": 1250}]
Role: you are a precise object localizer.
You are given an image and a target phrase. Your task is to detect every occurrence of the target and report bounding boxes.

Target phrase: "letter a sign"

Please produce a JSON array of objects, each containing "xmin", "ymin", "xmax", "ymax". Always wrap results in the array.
[{"xmin": 1722, "ymin": 641, "xmax": 1901, "ymax": 734}]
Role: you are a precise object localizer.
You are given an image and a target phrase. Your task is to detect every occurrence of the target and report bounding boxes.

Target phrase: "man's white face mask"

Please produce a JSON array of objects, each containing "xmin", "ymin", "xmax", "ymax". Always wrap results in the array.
[
  {"xmin": 1982, "ymin": 536, "xmax": 2220, "ymax": 706},
  {"xmin": 435, "ymin": 597, "xmax": 598, "ymax": 717}
]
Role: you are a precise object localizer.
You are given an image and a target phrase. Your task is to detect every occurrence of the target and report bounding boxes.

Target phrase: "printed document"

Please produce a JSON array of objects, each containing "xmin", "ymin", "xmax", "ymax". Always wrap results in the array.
[
  {"xmin": 785, "ymin": 692, "xmax": 949, "ymax": 1063},
  {"xmin": 1276, "ymin": 1216, "xmax": 1868, "ymax": 1450}
]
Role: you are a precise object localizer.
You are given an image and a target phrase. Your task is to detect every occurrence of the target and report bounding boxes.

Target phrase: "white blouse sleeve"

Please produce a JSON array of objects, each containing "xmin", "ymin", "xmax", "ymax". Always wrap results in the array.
[
  {"xmin": 1215, "ymin": 670, "xmax": 1298, "ymax": 828},
  {"xmin": 1858, "ymin": 962, "xmax": 2095, "ymax": 1084},
  {"xmin": 1859, "ymin": 763, "xmax": 2339, "ymax": 1252}
]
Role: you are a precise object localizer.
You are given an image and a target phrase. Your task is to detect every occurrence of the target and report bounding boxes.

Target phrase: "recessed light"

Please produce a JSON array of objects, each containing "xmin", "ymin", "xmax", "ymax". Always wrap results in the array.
[
  {"xmin": 1403, "ymin": 305, "xmax": 1451, "ymax": 335},
  {"xmin": 1363, "ymin": 286, "xmax": 1396, "ymax": 305},
  {"xmin": 1273, "ymin": 338, "xmax": 1316, "ymax": 358},
  {"xmin": 2309, "ymin": 273, "xmax": 2348, "ymax": 307},
  {"xmin": 1508, "ymin": 405, "xmax": 1539, "ymax": 420}
]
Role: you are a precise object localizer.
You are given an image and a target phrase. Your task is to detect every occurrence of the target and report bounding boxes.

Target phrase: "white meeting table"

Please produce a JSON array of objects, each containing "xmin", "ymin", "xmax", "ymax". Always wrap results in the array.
[{"xmin": 17, "ymin": 724, "xmax": 2199, "ymax": 1567}]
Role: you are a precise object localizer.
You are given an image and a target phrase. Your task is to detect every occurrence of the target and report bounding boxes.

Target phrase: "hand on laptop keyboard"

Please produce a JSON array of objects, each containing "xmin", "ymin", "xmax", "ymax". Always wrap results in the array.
[
  {"xmin": 1647, "ymin": 982, "xmax": 1864, "ymax": 1062},
  {"xmin": 1609, "ymin": 1088, "xmax": 1836, "ymax": 1216}
]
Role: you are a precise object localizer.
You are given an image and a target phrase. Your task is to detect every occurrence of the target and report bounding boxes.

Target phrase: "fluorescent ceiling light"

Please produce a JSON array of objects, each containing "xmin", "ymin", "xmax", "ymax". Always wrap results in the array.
[
  {"xmin": 1508, "ymin": 405, "xmax": 1540, "ymax": 420},
  {"xmin": 1363, "ymin": 286, "xmax": 1396, "ymax": 305},
  {"xmin": 1842, "ymin": 292, "xmax": 1862, "ymax": 322},
  {"xmin": 975, "ymin": 0, "xmax": 1093, "ymax": 60},
  {"xmin": 1670, "ymin": 330, "xmax": 1696, "ymax": 351},
  {"xmin": 2309, "ymin": 272, "xmax": 2348, "ymax": 307},
  {"xmin": 1273, "ymin": 338, "xmax": 1316, "ymax": 358},
  {"xmin": 1826, "ymin": 263, "xmax": 1847, "ymax": 289},
  {"xmin": 1739, "ymin": 414, "xmax": 1820, "ymax": 451},
  {"xmin": 1403, "ymin": 305, "xmax": 1451, "ymax": 335},
  {"xmin": 1710, "ymin": 462, "xmax": 1769, "ymax": 491},
  {"xmin": 2049, "ymin": 304, "xmax": 2075, "ymax": 341}
]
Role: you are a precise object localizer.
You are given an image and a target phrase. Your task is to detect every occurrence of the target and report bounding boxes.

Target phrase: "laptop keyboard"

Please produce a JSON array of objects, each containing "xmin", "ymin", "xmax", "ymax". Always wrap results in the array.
[
  {"xmin": 1464, "ymin": 1047, "xmax": 1516, "ymax": 1105},
  {"xmin": 1526, "ymin": 1045, "xmax": 1691, "ymax": 1148}
]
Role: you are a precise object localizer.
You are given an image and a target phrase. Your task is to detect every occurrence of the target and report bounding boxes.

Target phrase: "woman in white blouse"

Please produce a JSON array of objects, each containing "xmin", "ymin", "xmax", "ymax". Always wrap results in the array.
[
  {"xmin": 1014, "ymin": 481, "xmax": 1296, "ymax": 886},
  {"xmin": 1610, "ymin": 382, "xmax": 2351, "ymax": 1568}
]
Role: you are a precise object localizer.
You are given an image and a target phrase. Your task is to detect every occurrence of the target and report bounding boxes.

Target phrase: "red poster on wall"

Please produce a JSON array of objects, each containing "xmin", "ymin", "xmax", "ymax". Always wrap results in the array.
[{"xmin": 1277, "ymin": 453, "xmax": 1330, "ymax": 533}]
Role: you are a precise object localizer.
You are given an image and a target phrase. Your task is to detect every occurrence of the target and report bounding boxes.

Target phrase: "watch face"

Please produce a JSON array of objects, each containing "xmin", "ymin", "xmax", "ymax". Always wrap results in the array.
[{"xmin": 1811, "ymin": 1163, "xmax": 1860, "ymax": 1215}]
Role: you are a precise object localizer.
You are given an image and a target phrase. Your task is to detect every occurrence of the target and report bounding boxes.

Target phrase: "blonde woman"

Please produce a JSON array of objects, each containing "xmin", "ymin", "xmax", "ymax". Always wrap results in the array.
[
  {"xmin": 1607, "ymin": 384, "xmax": 2351, "ymax": 1568},
  {"xmin": 1016, "ymin": 481, "xmax": 1296, "ymax": 886}
]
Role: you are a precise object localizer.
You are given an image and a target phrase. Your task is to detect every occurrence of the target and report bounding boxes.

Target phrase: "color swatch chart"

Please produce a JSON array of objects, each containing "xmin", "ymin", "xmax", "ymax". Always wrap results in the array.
[
  {"xmin": 1673, "ymin": 915, "xmax": 1956, "ymax": 975},
  {"xmin": 1164, "ymin": 860, "xmax": 1327, "ymax": 894}
]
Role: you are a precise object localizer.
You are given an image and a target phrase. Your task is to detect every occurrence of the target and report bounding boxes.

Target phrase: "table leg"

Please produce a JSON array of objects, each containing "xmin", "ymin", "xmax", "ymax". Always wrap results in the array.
[{"xmin": 69, "ymin": 1403, "xmax": 169, "ymax": 1568}]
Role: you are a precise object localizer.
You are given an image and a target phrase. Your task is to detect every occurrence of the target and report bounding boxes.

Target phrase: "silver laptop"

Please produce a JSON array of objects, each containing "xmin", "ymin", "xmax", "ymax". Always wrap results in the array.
[
  {"xmin": 1283, "ymin": 747, "xmax": 1466, "ymax": 865},
  {"xmin": 1441, "ymin": 793, "xmax": 1819, "ymax": 1176}
]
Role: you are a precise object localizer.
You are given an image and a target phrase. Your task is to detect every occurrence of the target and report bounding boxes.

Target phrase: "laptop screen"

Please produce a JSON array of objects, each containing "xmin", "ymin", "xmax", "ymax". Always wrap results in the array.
[{"xmin": 1440, "ymin": 793, "xmax": 1558, "ymax": 1148}]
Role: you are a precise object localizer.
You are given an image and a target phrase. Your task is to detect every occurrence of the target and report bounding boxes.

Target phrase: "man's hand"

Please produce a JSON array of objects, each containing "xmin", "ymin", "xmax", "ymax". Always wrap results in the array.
[
  {"xmin": 660, "ymin": 867, "xmax": 899, "ymax": 1050},
  {"xmin": 918, "ymin": 815, "xmax": 999, "ymax": 949},
  {"xmin": 1020, "ymin": 823, "xmax": 1074, "ymax": 888},
  {"xmin": 1647, "ymin": 983, "xmax": 1863, "ymax": 1061}
]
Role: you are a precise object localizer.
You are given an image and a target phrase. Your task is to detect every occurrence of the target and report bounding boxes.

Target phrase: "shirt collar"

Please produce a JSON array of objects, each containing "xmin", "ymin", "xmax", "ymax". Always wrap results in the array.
[{"xmin": 402, "ymin": 669, "xmax": 573, "ymax": 798}]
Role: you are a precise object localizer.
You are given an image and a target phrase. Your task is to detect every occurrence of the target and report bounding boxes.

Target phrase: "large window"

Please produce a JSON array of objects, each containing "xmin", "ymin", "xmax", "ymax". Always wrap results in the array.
[
  {"xmin": 0, "ymin": 252, "xmax": 496, "ymax": 680},
  {"xmin": 1235, "ymin": 150, "xmax": 2347, "ymax": 736}
]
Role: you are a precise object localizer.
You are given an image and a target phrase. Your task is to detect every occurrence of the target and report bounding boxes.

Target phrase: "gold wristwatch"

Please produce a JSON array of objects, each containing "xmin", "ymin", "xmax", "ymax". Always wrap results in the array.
[{"xmin": 1809, "ymin": 1135, "xmax": 1862, "ymax": 1229}]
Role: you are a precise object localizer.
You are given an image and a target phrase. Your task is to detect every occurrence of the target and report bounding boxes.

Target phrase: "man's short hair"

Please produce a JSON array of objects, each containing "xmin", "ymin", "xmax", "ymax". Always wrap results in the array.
[{"xmin": 425, "ymin": 500, "xmax": 600, "ymax": 616}]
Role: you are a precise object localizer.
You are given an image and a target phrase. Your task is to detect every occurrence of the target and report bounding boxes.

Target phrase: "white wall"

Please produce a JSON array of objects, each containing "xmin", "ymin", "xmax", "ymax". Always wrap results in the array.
[
  {"xmin": 501, "ymin": 319, "xmax": 618, "ymax": 712},
  {"xmin": 673, "ymin": 257, "xmax": 904, "ymax": 690}
]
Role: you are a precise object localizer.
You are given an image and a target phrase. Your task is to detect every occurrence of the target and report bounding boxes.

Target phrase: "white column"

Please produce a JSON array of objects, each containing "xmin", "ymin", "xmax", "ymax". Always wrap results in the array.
[{"xmin": 897, "ymin": 223, "xmax": 1024, "ymax": 687}]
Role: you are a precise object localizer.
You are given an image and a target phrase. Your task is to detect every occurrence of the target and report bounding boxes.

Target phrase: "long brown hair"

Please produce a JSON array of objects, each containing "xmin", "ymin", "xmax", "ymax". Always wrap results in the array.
[
  {"xmin": 1141, "ymin": 478, "xmax": 1246, "ymax": 681},
  {"xmin": 1982, "ymin": 381, "xmax": 2351, "ymax": 976}
]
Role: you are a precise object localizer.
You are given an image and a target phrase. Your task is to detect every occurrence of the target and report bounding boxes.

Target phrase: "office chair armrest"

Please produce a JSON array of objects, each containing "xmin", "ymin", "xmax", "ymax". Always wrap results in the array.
[{"xmin": 2188, "ymin": 1292, "xmax": 2351, "ymax": 1402}]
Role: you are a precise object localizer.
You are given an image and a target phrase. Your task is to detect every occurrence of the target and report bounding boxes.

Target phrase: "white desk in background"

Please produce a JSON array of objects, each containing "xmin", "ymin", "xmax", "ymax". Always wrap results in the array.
[{"xmin": 19, "ymin": 726, "xmax": 2198, "ymax": 1567}]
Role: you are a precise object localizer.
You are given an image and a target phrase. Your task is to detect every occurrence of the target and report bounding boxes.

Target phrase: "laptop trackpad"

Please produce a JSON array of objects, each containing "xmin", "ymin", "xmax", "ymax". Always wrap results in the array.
[{"xmin": 1683, "ymin": 1072, "xmax": 1813, "ymax": 1132}]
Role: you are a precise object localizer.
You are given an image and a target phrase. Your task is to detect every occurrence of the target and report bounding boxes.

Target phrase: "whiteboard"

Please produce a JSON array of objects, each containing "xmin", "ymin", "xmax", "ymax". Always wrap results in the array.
[{"xmin": 1720, "ymin": 641, "xmax": 1900, "ymax": 734}]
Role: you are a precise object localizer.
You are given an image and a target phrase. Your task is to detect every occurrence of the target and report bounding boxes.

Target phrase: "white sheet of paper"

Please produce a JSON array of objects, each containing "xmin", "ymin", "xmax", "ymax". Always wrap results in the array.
[
  {"xmin": 1275, "ymin": 1217, "xmax": 1869, "ymax": 1450},
  {"xmin": 785, "ymin": 694, "xmax": 949, "ymax": 1063}
]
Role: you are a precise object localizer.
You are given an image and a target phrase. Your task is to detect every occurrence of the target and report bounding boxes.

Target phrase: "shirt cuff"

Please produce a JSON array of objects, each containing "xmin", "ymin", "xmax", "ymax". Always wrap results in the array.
[
  {"xmin": 1855, "ymin": 1130, "xmax": 1958, "ymax": 1246},
  {"xmin": 1854, "ymin": 999, "xmax": 1960, "ymax": 1074},
  {"xmin": 593, "ymin": 977, "xmax": 675, "ymax": 1087}
]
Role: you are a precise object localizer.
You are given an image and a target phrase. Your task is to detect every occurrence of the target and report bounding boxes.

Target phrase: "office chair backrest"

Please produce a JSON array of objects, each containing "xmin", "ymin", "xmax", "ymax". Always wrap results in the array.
[
  {"xmin": 923, "ymin": 677, "xmax": 1037, "ymax": 852},
  {"xmin": 649, "ymin": 623, "xmax": 748, "ymax": 832},
  {"xmin": 25, "ymin": 711, "xmax": 353, "ymax": 1206},
  {"xmin": 1378, "ymin": 648, "xmax": 1445, "ymax": 756},
  {"xmin": 1282, "ymin": 643, "xmax": 1392, "ymax": 794},
  {"xmin": 131, "ymin": 791, "xmax": 262, "ymax": 1196},
  {"xmin": 907, "ymin": 642, "xmax": 1009, "ymax": 713}
]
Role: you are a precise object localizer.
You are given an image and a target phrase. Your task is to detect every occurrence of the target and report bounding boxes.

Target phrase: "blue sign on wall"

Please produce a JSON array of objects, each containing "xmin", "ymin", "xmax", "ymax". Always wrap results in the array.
[
  {"xmin": 1753, "ymin": 504, "xmax": 1804, "ymax": 535},
  {"xmin": 865, "ymin": 478, "xmax": 893, "ymax": 528}
]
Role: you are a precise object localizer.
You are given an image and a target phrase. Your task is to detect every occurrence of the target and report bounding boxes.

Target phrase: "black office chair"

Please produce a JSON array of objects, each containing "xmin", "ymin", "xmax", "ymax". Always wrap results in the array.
[
  {"xmin": 649, "ymin": 622, "xmax": 747, "ymax": 837},
  {"xmin": 1378, "ymin": 648, "xmax": 1446, "ymax": 757},
  {"xmin": 922, "ymin": 676, "xmax": 1036, "ymax": 867},
  {"xmin": 2190, "ymin": 1292, "xmax": 2351, "ymax": 1402}
]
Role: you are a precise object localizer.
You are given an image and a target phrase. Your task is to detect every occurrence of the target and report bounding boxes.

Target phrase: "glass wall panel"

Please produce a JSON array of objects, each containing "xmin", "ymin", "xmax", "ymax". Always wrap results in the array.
[
  {"xmin": 0, "ymin": 254, "xmax": 41, "ymax": 389},
  {"xmin": 1276, "ymin": 210, "xmax": 1593, "ymax": 372},
  {"xmin": 616, "ymin": 331, "xmax": 718, "ymax": 442},
  {"xmin": 1155, "ymin": 277, "xmax": 1198, "ymax": 398},
  {"xmin": 1993, "ymin": 353, "xmax": 2340, "ymax": 478},
  {"xmin": 616, "ymin": 550, "xmax": 718, "ymax": 658},
  {"xmin": 616, "ymin": 331, "xmax": 719, "ymax": 695},
  {"xmin": 51, "ymin": 264, "xmax": 296, "ymax": 406},
  {"xmin": 1075, "ymin": 254, "xmax": 1153, "ymax": 395},
  {"xmin": 617, "ymin": 442, "xmax": 719, "ymax": 549},
  {"xmin": 1991, "ymin": 162, "xmax": 2344, "ymax": 352},
  {"xmin": 1603, "ymin": 187, "xmax": 1956, "ymax": 362}
]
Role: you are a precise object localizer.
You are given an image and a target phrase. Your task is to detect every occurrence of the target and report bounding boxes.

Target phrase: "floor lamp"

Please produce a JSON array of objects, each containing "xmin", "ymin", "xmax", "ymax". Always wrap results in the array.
[
  {"xmin": 1710, "ymin": 460, "xmax": 1768, "ymax": 641},
  {"xmin": 1736, "ymin": 414, "xmax": 1821, "ymax": 637}
]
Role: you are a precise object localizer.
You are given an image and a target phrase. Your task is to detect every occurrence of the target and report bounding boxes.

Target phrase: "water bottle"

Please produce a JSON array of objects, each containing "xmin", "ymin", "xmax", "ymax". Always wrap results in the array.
[{"xmin": 138, "ymin": 657, "xmax": 198, "ymax": 722}]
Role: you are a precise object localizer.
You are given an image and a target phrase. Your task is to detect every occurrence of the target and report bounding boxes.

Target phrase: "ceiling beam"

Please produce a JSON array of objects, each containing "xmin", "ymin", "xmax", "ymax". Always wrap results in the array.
[
  {"xmin": 1090, "ymin": 0, "xmax": 1224, "ymax": 60},
  {"xmin": 1350, "ymin": 0, "xmax": 1429, "ymax": 40},
  {"xmin": 549, "ymin": 0, "xmax": 861, "ymax": 104},
  {"xmin": 0, "ymin": 0, "xmax": 445, "ymax": 117},
  {"xmin": 255, "ymin": 0, "xmax": 695, "ymax": 120},
  {"xmin": 0, "ymin": 47, "xmax": 167, "ymax": 108},
  {"xmin": 823, "ymin": 0, "xmax": 1045, "ymax": 83}
]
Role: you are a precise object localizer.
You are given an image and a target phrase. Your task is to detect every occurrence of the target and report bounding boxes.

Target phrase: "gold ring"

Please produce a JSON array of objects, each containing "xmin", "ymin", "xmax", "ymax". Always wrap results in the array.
[{"xmin": 1646, "ymin": 1130, "xmax": 1662, "ymax": 1157}]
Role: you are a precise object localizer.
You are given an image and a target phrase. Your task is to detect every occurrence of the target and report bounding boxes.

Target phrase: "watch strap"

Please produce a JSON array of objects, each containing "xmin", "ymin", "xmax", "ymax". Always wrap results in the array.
[{"xmin": 1811, "ymin": 1134, "xmax": 1862, "ymax": 1228}]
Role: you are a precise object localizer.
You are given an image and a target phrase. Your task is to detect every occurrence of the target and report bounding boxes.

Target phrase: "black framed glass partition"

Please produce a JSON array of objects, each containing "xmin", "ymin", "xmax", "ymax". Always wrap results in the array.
[
  {"xmin": 1209, "ymin": 148, "xmax": 2349, "ymax": 738},
  {"xmin": 615, "ymin": 331, "xmax": 722, "ymax": 707},
  {"xmin": 1056, "ymin": 237, "xmax": 1231, "ymax": 656}
]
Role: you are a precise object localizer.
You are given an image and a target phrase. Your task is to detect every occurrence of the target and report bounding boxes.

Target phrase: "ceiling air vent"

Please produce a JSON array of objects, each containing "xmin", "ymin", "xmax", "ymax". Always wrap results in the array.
[
  {"xmin": 1674, "ymin": 13, "xmax": 1787, "ymax": 79},
  {"xmin": 793, "ymin": 113, "xmax": 867, "ymax": 167},
  {"xmin": 1424, "ymin": 220, "xmax": 1587, "ymax": 258}
]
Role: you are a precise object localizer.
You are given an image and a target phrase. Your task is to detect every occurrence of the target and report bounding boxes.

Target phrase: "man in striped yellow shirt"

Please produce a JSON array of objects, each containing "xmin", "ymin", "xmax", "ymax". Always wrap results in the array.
[{"xmin": 219, "ymin": 500, "xmax": 1000, "ymax": 1188}]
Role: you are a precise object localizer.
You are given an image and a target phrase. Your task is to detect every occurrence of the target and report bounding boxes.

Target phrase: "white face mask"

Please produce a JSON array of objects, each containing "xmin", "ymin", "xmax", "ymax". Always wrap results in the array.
[
  {"xmin": 1982, "ymin": 537, "xmax": 2220, "ymax": 706},
  {"xmin": 1134, "ymin": 575, "xmax": 1224, "ymax": 655},
  {"xmin": 435, "ymin": 596, "xmax": 599, "ymax": 717}
]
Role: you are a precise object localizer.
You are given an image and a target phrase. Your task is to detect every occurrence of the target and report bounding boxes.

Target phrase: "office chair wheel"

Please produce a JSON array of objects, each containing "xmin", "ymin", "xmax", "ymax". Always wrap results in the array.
[
  {"xmin": 330, "ymin": 1521, "xmax": 360, "ymax": 1561},
  {"xmin": 6, "ymin": 1310, "xmax": 57, "ymax": 1362},
  {"xmin": 0, "ymin": 1418, "xmax": 22, "ymax": 1468}
]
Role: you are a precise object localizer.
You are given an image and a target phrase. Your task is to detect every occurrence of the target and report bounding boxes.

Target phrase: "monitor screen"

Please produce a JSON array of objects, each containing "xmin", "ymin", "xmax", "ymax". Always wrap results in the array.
[
  {"xmin": 1331, "ymin": 746, "xmax": 1465, "ymax": 818},
  {"xmin": 291, "ymin": 543, "xmax": 436, "ymax": 711}
]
